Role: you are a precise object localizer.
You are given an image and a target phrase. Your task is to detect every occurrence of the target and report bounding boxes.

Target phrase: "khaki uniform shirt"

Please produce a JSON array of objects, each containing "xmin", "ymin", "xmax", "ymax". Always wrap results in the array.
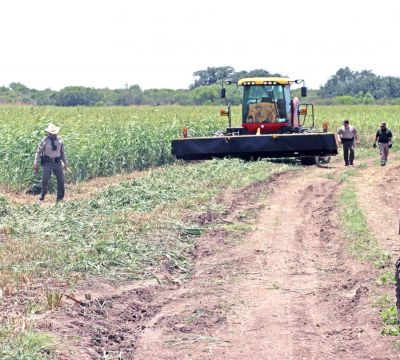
[
  {"xmin": 34, "ymin": 136, "xmax": 68, "ymax": 166},
  {"xmin": 337, "ymin": 126, "xmax": 357, "ymax": 140}
]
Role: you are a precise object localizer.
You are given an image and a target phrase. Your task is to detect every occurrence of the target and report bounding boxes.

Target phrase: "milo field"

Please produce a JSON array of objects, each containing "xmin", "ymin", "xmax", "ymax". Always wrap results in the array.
[
  {"xmin": 0, "ymin": 105, "xmax": 400, "ymax": 359},
  {"xmin": 0, "ymin": 105, "xmax": 399, "ymax": 190}
]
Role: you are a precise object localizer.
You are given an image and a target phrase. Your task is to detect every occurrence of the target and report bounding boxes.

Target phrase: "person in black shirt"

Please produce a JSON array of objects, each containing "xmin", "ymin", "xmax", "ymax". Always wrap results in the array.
[{"xmin": 373, "ymin": 122, "xmax": 393, "ymax": 166}]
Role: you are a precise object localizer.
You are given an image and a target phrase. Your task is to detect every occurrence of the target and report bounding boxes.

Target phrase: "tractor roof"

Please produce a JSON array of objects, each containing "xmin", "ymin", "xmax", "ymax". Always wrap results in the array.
[{"xmin": 238, "ymin": 77, "xmax": 292, "ymax": 86}]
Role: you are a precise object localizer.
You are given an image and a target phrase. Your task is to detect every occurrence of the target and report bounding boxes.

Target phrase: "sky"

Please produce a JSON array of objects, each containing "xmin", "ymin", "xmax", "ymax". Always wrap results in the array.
[{"xmin": 1, "ymin": 0, "xmax": 399, "ymax": 91}]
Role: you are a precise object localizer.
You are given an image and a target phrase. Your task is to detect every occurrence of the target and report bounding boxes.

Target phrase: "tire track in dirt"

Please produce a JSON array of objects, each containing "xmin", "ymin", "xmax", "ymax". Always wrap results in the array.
[
  {"xmin": 35, "ymin": 163, "xmax": 399, "ymax": 359},
  {"xmin": 134, "ymin": 166, "xmax": 398, "ymax": 360},
  {"xmin": 352, "ymin": 160, "xmax": 400, "ymax": 255},
  {"xmin": 35, "ymin": 172, "xmax": 293, "ymax": 359}
]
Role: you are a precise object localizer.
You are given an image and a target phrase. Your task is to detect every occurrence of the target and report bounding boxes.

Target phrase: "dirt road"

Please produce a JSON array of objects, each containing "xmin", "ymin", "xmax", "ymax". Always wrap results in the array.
[
  {"xmin": 135, "ymin": 162, "xmax": 398, "ymax": 360},
  {"xmin": 41, "ymin": 158, "xmax": 400, "ymax": 359}
]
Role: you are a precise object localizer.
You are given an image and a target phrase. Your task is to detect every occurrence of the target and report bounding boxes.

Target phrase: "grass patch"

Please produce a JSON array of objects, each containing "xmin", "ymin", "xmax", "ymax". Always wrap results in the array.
[
  {"xmin": 0, "ymin": 323, "xmax": 54, "ymax": 359},
  {"xmin": 320, "ymin": 172, "xmax": 337, "ymax": 180},
  {"xmin": 0, "ymin": 159, "xmax": 293, "ymax": 286},
  {"xmin": 377, "ymin": 271, "xmax": 396, "ymax": 286},
  {"xmin": 339, "ymin": 184, "xmax": 396, "ymax": 338},
  {"xmin": 338, "ymin": 185, "xmax": 390, "ymax": 267},
  {"xmin": 338, "ymin": 168, "xmax": 358, "ymax": 183},
  {"xmin": 373, "ymin": 295, "xmax": 400, "ymax": 336},
  {"xmin": 222, "ymin": 222, "xmax": 256, "ymax": 240},
  {"xmin": 355, "ymin": 162, "xmax": 368, "ymax": 169}
]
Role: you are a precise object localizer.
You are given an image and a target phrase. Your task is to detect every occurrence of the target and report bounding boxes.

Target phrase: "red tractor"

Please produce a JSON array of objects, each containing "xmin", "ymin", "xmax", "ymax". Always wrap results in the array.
[{"xmin": 172, "ymin": 77, "xmax": 337, "ymax": 165}]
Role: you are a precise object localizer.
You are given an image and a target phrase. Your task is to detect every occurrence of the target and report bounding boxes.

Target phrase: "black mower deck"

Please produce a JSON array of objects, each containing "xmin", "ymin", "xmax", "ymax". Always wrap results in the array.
[{"xmin": 171, "ymin": 132, "xmax": 338, "ymax": 160}]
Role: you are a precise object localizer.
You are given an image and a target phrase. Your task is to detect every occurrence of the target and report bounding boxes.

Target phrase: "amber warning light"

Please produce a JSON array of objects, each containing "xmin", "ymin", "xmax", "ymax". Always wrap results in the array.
[{"xmin": 220, "ymin": 109, "xmax": 229, "ymax": 117}]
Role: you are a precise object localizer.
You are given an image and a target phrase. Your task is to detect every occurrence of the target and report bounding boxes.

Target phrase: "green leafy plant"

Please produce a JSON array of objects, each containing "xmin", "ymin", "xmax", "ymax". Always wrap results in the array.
[{"xmin": 46, "ymin": 290, "xmax": 63, "ymax": 310}]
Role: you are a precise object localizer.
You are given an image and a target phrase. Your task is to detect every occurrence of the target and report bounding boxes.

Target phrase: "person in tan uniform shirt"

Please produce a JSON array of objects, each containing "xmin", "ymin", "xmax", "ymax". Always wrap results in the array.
[
  {"xmin": 33, "ymin": 123, "xmax": 68, "ymax": 202},
  {"xmin": 337, "ymin": 119, "xmax": 359, "ymax": 166}
]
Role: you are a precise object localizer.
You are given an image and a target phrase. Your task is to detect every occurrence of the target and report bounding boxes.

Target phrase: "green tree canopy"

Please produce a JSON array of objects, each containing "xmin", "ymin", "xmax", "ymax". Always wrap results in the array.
[
  {"xmin": 190, "ymin": 67, "xmax": 281, "ymax": 89},
  {"xmin": 55, "ymin": 87, "xmax": 102, "ymax": 106},
  {"xmin": 191, "ymin": 67, "xmax": 235, "ymax": 89},
  {"xmin": 3, "ymin": 66, "xmax": 400, "ymax": 106},
  {"xmin": 319, "ymin": 67, "xmax": 400, "ymax": 100}
]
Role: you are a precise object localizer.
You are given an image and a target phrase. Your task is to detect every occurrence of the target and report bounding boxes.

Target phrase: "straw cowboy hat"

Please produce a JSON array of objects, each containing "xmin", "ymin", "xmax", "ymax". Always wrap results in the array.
[{"xmin": 45, "ymin": 123, "xmax": 60, "ymax": 135}]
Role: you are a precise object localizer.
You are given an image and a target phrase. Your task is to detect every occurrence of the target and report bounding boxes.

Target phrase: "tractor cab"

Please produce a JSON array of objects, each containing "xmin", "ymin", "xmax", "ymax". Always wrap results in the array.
[{"xmin": 222, "ymin": 77, "xmax": 312, "ymax": 135}]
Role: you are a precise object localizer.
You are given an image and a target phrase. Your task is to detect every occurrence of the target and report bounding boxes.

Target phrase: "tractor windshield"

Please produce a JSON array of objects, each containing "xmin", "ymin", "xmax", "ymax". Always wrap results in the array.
[{"xmin": 242, "ymin": 85, "xmax": 288, "ymax": 124}]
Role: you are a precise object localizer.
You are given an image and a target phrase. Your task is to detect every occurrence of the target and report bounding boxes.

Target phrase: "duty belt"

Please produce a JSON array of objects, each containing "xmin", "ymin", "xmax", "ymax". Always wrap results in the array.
[{"xmin": 42, "ymin": 155, "xmax": 61, "ymax": 163}]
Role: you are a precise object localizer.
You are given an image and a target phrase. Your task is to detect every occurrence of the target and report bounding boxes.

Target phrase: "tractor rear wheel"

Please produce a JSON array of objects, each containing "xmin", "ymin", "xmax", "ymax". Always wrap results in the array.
[{"xmin": 300, "ymin": 156, "xmax": 317, "ymax": 166}]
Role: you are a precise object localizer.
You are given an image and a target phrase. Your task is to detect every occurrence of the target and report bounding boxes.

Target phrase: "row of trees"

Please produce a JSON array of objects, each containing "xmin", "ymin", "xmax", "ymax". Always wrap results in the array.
[
  {"xmin": 0, "ymin": 84, "xmax": 241, "ymax": 106},
  {"xmin": 0, "ymin": 67, "xmax": 278, "ymax": 106},
  {"xmin": 319, "ymin": 67, "xmax": 400, "ymax": 101},
  {"xmin": 1, "ymin": 67, "xmax": 400, "ymax": 106},
  {"xmin": 190, "ymin": 67, "xmax": 281, "ymax": 88}
]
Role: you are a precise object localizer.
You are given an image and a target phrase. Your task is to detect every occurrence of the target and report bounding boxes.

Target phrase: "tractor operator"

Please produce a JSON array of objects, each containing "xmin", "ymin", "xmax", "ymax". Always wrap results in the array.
[
  {"xmin": 337, "ymin": 119, "xmax": 359, "ymax": 166},
  {"xmin": 33, "ymin": 123, "xmax": 68, "ymax": 203}
]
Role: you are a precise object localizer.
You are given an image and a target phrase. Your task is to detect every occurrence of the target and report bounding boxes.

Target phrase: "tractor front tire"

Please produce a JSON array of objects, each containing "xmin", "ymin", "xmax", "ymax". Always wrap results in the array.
[
  {"xmin": 300, "ymin": 156, "xmax": 317, "ymax": 166},
  {"xmin": 319, "ymin": 156, "xmax": 331, "ymax": 164}
]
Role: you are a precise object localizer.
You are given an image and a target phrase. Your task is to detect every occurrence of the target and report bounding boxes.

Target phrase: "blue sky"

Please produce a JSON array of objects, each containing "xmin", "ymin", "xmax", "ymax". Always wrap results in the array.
[{"xmin": 1, "ymin": 0, "xmax": 399, "ymax": 90}]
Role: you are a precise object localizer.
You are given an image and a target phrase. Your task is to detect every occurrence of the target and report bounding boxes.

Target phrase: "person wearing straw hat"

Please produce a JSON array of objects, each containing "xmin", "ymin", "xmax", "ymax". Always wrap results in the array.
[
  {"xmin": 33, "ymin": 123, "xmax": 68, "ymax": 202},
  {"xmin": 373, "ymin": 122, "xmax": 393, "ymax": 166}
]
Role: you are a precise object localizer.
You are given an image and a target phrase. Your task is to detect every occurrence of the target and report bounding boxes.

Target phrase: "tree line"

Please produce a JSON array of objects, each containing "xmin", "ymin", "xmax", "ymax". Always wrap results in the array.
[
  {"xmin": 318, "ymin": 67, "xmax": 400, "ymax": 104},
  {"xmin": 1, "ymin": 66, "xmax": 400, "ymax": 106}
]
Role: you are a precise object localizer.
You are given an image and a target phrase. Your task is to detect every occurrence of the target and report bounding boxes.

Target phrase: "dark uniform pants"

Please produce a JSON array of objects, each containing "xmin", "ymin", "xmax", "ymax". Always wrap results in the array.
[
  {"xmin": 342, "ymin": 140, "xmax": 355, "ymax": 165},
  {"xmin": 41, "ymin": 162, "xmax": 65, "ymax": 200}
]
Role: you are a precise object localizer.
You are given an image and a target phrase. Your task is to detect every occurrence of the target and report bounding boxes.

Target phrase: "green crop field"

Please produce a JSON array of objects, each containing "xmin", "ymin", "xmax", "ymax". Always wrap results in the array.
[
  {"xmin": 0, "ymin": 106, "xmax": 225, "ymax": 190},
  {"xmin": 315, "ymin": 105, "xmax": 400, "ymax": 146},
  {"xmin": 0, "ymin": 105, "xmax": 399, "ymax": 190}
]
